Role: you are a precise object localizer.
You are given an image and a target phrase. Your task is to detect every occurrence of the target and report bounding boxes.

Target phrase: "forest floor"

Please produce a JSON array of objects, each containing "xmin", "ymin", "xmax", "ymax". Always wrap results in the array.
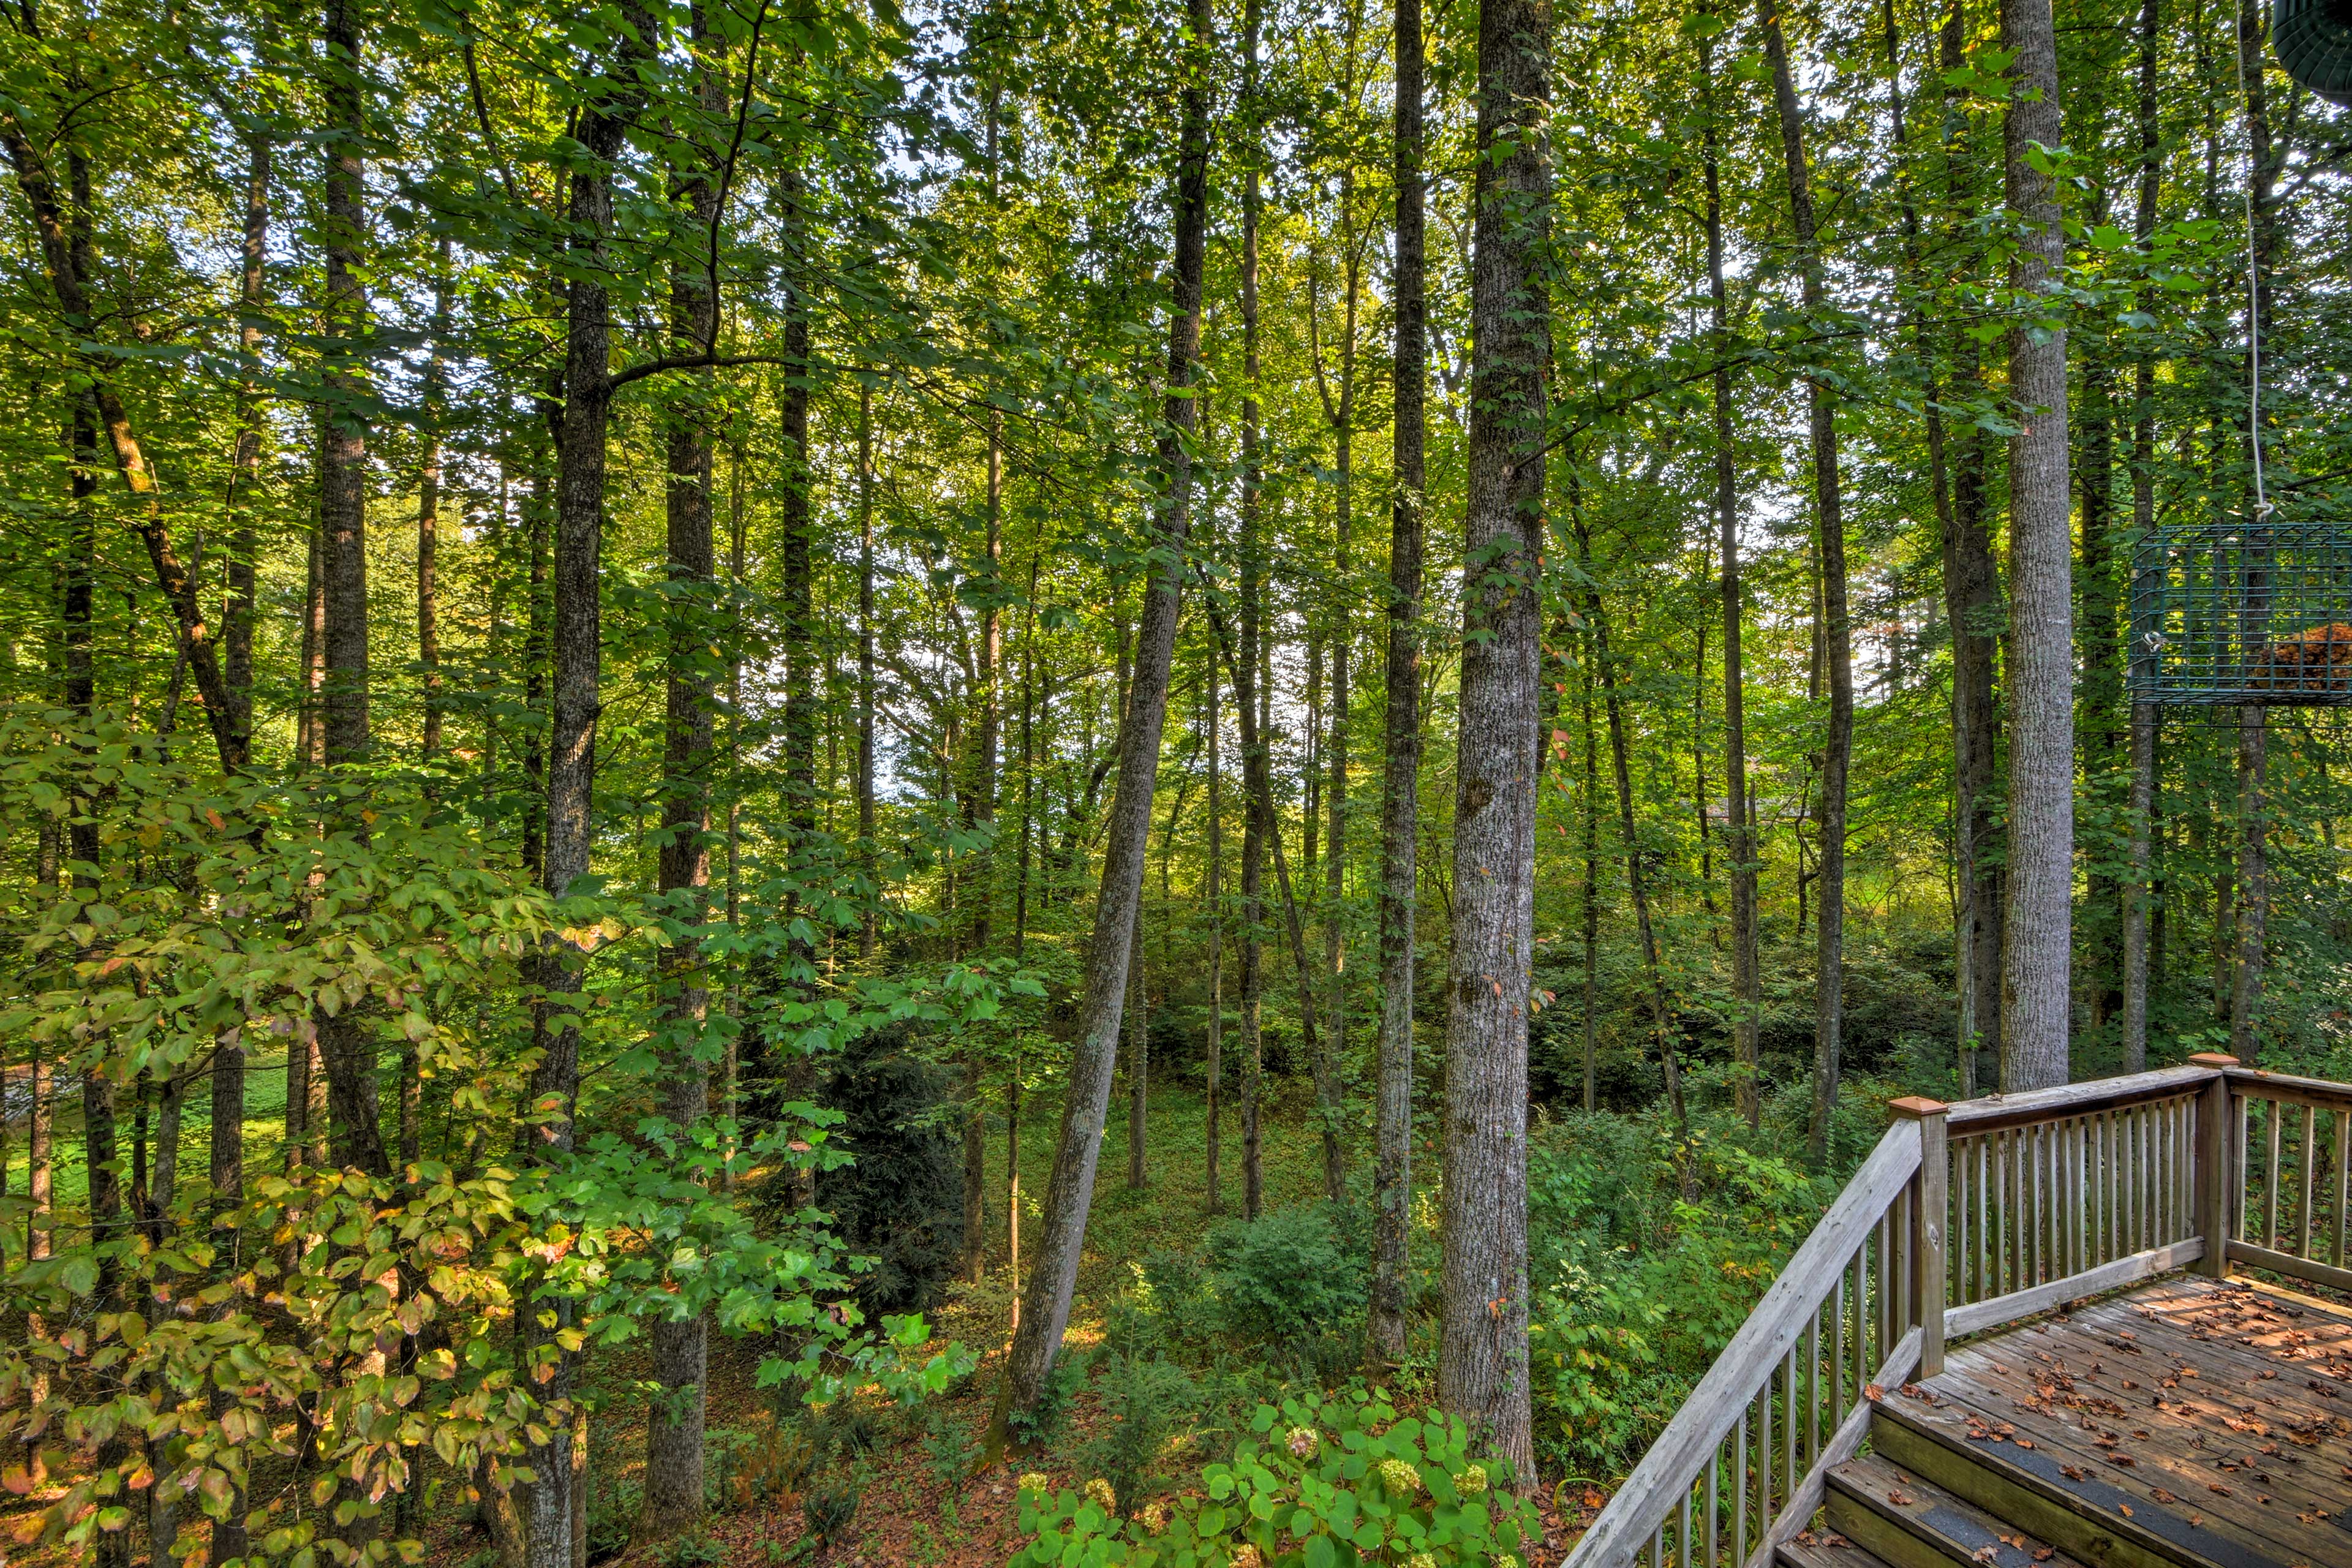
[{"xmin": 432, "ymin": 1079, "xmax": 1596, "ymax": 1568}]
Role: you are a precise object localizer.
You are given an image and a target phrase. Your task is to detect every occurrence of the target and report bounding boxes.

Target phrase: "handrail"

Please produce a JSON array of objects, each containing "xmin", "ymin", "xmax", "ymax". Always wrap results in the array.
[
  {"xmin": 1944, "ymin": 1063, "xmax": 2217, "ymax": 1132},
  {"xmin": 1561, "ymin": 1060, "xmax": 2294, "ymax": 1568},
  {"xmin": 2220, "ymin": 1064, "xmax": 2352, "ymax": 1294},
  {"xmin": 1565, "ymin": 1120, "xmax": 1928, "ymax": 1568}
]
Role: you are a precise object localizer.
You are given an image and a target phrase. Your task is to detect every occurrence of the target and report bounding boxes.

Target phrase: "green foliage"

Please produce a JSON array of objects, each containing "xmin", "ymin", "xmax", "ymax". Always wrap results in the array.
[
  {"xmin": 809, "ymin": 1022, "xmax": 968, "ymax": 1316},
  {"xmin": 1525, "ymin": 1111, "xmax": 1833, "ymax": 1477},
  {"xmin": 1203, "ymin": 1205, "xmax": 1368, "ymax": 1346},
  {"xmin": 801, "ymin": 1479, "xmax": 862, "ymax": 1554},
  {"xmin": 1012, "ymin": 1389, "xmax": 1537, "ymax": 1567},
  {"xmin": 1077, "ymin": 1352, "xmax": 1200, "ymax": 1518},
  {"xmin": 658, "ymin": 1531, "xmax": 727, "ymax": 1568},
  {"xmin": 1005, "ymin": 1343, "xmax": 1091, "ymax": 1450}
]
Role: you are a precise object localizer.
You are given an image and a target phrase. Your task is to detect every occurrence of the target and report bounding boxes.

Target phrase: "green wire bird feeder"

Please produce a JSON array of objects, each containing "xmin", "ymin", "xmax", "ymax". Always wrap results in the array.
[
  {"xmin": 2275, "ymin": 0, "xmax": 2352, "ymax": 106},
  {"xmin": 2128, "ymin": 520, "xmax": 2352, "ymax": 706}
]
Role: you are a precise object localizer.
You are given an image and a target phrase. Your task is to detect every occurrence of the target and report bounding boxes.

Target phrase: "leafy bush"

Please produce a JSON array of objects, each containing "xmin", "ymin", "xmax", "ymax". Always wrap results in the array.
[
  {"xmin": 1014, "ymin": 1388, "xmax": 1537, "ymax": 1567},
  {"xmin": 1525, "ymin": 1112, "xmax": 1832, "ymax": 1477},
  {"xmin": 921, "ymin": 1406, "xmax": 981, "ymax": 1489},
  {"xmin": 1204, "ymin": 1205, "xmax": 1366, "ymax": 1345},
  {"xmin": 727, "ymin": 1419, "xmax": 816, "ymax": 1508}
]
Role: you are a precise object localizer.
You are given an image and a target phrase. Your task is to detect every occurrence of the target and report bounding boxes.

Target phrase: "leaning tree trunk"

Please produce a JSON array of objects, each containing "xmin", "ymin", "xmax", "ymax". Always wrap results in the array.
[
  {"xmin": 1998, "ymin": 0, "xmax": 2073, "ymax": 1090},
  {"xmin": 1439, "ymin": 0, "xmax": 1547, "ymax": 1477},
  {"xmin": 1001, "ymin": 0, "xmax": 1209, "ymax": 1426},
  {"xmin": 1370, "ymin": 0, "xmax": 1425, "ymax": 1366}
]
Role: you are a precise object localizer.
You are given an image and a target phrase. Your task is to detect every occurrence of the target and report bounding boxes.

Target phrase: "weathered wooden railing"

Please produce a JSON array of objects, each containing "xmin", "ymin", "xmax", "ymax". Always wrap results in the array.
[{"xmin": 1562, "ymin": 1052, "xmax": 2352, "ymax": 1568}]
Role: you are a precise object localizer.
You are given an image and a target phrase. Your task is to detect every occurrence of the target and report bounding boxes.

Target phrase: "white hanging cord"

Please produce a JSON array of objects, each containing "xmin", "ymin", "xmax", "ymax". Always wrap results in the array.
[{"xmin": 2235, "ymin": 0, "xmax": 2273, "ymax": 520}]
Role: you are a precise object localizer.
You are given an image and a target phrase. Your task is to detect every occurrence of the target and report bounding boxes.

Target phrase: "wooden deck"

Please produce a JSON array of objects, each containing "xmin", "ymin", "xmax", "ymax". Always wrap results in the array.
[{"xmin": 1787, "ymin": 1275, "xmax": 2352, "ymax": 1568}]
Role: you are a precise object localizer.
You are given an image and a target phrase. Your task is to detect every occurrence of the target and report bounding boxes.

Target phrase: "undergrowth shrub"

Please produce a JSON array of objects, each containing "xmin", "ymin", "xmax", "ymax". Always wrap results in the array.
[
  {"xmin": 1527, "ymin": 1109, "xmax": 1833, "ymax": 1479},
  {"xmin": 1014, "ymin": 1387, "xmax": 1537, "ymax": 1567},
  {"xmin": 1077, "ymin": 1351, "xmax": 1200, "ymax": 1518},
  {"xmin": 1204, "ymin": 1204, "xmax": 1366, "ymax": 1345}
]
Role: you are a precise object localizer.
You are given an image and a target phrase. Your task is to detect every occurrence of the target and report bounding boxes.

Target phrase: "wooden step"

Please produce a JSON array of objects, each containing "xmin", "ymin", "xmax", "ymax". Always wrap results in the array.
[
  {"xmin": 1825, "ymin": 1452, "xmax": 2087, "ymax": 1568},
  {"xmin": 1870, "ymin": 1389, "xmax": 2329, "ymax": 1568},
  {"xmin": 1776, "ymin": 1531, "xmax": 1894, "ymax": 1568}
]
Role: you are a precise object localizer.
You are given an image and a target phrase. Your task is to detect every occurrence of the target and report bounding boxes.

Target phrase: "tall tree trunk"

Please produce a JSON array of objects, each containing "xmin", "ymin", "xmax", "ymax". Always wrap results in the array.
[
  {"xmin": 1762, "ymin": 0, "xmax": 1854, "ymax": 1162},
  {"xmin": 963, "ymin": 97, "xmax": 1006, "ymax": 1267},
  {"xmin": 858, "ymin": 383, "xmax": 878, "ymax": 959},
  {"xmin": 639, "ymin": 14, "xmax": 721, "ymax": 1533},
  {"xmin": 527, "ymin": 19, "xmax": 648, "ymax": 1565},
  {"xmin": 1940, "ymin": 0, "xmax": 2002, "ymax": 1098},
  {"xmin": 1580, "ymin": 656, "xmax": 1600, "ymax": 1112},
  {"xmin": 1440, "ymin": 0, "xmax": 1547, "ymax": 1474},
  {"xmin": 1205, "ymin": 652, "xmax": 1225, "ymax": 1216},
  {"xmin": 224, "ymin": 137, "xmax": 269, "ymax": 755},
  {"xmin": 1701, "ymin": 33, "xmax": 1759, "ymax": 1131},
  {"xmin": 2228, "ymin": 0, "xmax": 2280, "ymax": 1066},
  {"xmin": 1998, "ymin": 0, "xmax": 2073, "ymax": 1090},
  {"xmin": 1238, "ymin": 0, "xmax": 1266, "ymax": 1225},
  {"xmin": 1370, "ymin": 0, "xmax": 1424, "ymax": 1365},
  {"xmin": 1001, "ymin": 0, "xmax": 1208, "ymax": 1422},
  {"xmin": 2119, "ymin": 0, "xmax": 2161, "ymax": 1072},
  {"xmin": 317, "ymin": 0, "xmax": 387, "ymax": 1180},
  {"xmin": 522, "ymin": 469, "xmax": 551, "ymax": 881},
  {"xmin": 1126, "ymin": 900, "xmax": 1148, "ymax": 1188},
  {"xmin": 418, "ymin": 242, "xmax": 451, "ymax": 761}
]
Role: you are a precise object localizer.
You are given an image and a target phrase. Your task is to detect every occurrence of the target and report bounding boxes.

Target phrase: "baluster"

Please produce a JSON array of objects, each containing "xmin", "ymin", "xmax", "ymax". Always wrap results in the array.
[
  {"xmin": 2131, "ymin": 1105, "xmax": 2146, "ymax": 1253},
  {"xmin": 1706, "ymin": 1438, "xmax": 1720, "ymax": 1568},
  {"xmin": 2067, "ymin": 1116, "xmax": 2083, "ymax": 1276},
  {"xmin": 1679, "ymin": 1486, "xmax": 1691, "ymax": 1568},
  {"xmin": 2298, "ymin": 1104, "xmax": 2316, "ymax": 1258},
  {"xmin": 2239, "ymin": 1090, "xmax": 2258, "ymax": 1250},
  {"xmin": 1733, "ymin": 1408, "xmax": 1748, "ymax": 1568},
  {"xmin": 1758, "ymin": 1379, "xmax": 1774, "ymax": 1525},
  {"xmin": 1974, "ymin": 1134, "xmax": 1989, "ymax": 1302},
  {"xmin": 1782, "ymin": 1344, "xmax": 1798, "ymax": 1515},
  {"xmin": 1653, "ymin": 1521, "xmax": 1665, "ymax": 1568},
  {"xmin": 1828, "ymin": 1270, "xmax": 1845, "ymax": 1438},
  {"xmin": 2030, "ymin": 1121, "xmax": 2046, "ymax": 1286},
  {"xmin": 2265, "ymin": 1098, "xmax": 2282, "ymax": 1250},
  {"xmin": 2099, "ymin": 1109, "xmax": 2114, "ymax": 1264},
  {"xmin": 1850, "ymin": 1236, "xmax": 1867, "ymax": 1414},
  {"xmin": 1806, "ymin": 1298, "xmax": 1821, "ymax": 1469},
  {"xmin": 2334, "ymin": 1110, "xmax": 2349, "ymax": 1270}
]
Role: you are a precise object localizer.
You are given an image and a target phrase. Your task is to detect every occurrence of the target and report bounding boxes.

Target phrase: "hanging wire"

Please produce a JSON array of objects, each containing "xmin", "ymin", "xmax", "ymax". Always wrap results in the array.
[{"xmin": 2234, "ymin": 0, "xmax": 2272, "ymax": 520}]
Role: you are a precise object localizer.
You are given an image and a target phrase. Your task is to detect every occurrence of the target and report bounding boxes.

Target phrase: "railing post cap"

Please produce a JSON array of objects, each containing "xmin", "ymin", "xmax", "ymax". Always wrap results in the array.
[
  {"xmin": 1888, "ymin": 1095, "xmax": 1950, "ymax": 1119},
  {"xmin": 2187, "ymin": 1053, "xmax": 2241, "ymax": 1068}
]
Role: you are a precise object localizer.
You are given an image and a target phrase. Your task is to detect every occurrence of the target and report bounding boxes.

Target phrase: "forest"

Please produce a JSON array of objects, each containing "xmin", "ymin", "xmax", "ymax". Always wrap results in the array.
[{"xmin": 0, "ymin": 0, "xmax": 2347, "ymax": 1559}]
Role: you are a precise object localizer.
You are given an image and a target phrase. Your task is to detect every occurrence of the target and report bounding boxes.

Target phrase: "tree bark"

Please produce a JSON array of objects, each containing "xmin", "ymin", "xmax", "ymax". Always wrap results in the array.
[
  {"xmin": 858, "ymin": 382, "xmax": 878, "ymax": 959},
  {"xmin": 224, "ymin": 137, "xmax": 269, "ymax": 753},
  {"xmin": 1001, "ymin": 0, "xmax": 1208, "ymax": 1422},
  {"xmin": 317, "ymin": 0, "xmax": 388, "ymax": 1181},
  {"xmin": 639, "ymin": 12, "xmax": 722, "ymax": 1533},
  {"xmin": 1940, "ymin": 0, "xmax": 2002, "ymax": 1096},
  {"xmin": 1238, "ymin": 0, "xmax": 1266, "ymax": 1225},
  {"xmin": 1205, "ymin": 651, "xmax": 1225, "ymax": 1217},
  {"xmin": 1761, "ymin": 0, "xmax": 1855, "ymax": 1161},
  {"xmin": 1125, "ymin": 900, "xmax": 1148, "ymax": 1188},
  {"xmin": 1370, "ymin": 0, "xmax": 1424, "ymax": 1365},
  {"xmin": 1997, "ymin": 0, "xmax": 2073, "ymax": 1090},
  {"xmin": 528, "ymin": 16, "xmax": 649, "ymax": 1563},
  {"xmin": 2119, "ymin": 0, "xmax": 2160, "ymax": 1073},
  {"xmin": 1701, "ymin": 34, "xmax": 1759, "ymax": 1131},
  {"xmin": 418, "ymin": 242, "xmax": 451, "ymax": 761},
  {"xmin": 1439, "ymin": 0, "xmax": 1547, "ymax": 1474}
]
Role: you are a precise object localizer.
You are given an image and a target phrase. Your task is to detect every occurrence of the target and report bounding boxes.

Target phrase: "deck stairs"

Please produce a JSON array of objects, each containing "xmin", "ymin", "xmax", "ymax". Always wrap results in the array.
[{"xmin": 1562, "ymin": 1056, "xmax": 2352, "ymax": 1568}]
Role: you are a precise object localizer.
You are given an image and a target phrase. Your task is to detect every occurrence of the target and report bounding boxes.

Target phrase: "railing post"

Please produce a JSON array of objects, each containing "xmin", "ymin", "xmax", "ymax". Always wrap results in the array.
[
  {"xmin": 2190, "ymin": 1053, "xmax": 2239, "ymax": 1280},
  {"xmin": 1890, "ymin": 1096, "xmax": 1948, "ymax": 1379}
]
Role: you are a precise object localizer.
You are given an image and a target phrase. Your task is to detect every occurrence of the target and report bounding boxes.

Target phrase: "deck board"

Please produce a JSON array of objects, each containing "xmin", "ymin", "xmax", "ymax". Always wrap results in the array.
[{"xmin": 1913, "ymin": 1275, "xmax": 2352, "ymax": 1568}]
